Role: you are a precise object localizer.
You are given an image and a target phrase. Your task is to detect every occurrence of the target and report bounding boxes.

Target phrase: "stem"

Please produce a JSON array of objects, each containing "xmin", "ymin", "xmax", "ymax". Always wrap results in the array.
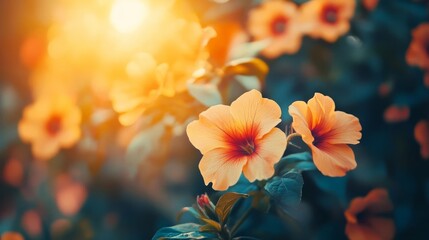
[
  {"xmin": 230, "ymin": 207, "xmax": 252, "ymax": 237},
  {"xmin": 284, "ymin": 133, "xmax": 301, "ymax": 152}
]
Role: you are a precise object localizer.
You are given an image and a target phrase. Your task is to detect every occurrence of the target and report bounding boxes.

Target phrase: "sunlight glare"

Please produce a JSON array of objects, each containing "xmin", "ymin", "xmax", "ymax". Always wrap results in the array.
[{"xmin": 110, "ymin": 0, "xmax": 148, "ymax": 33}]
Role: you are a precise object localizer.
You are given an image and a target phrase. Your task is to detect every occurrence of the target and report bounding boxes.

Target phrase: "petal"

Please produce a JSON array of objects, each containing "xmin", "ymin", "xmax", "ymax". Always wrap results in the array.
[
  {"xmin": 32, "ymin": 139, "xmax": 59, "ymax": 160},
  {"xmin": 58, "ymin": 127, "xmax": 81, "ymax": 148},
  {"xmin": 323, "ymin": 111, "xmax": 362, "ymax": 145},
  {"xmin": 365, "ymin": 217, "xmax": 395, "ymax": 240},
  {"xmin": 364, "ymin": 188, "xmax": 394, "ymax": 214},
  {"xmin": 243, "ymin": 128, "xmax": 287, "ymax": 181},
  {"xmin": 230, "ymin": 89, "xmax": 281, "ymax": 139},
  {"xmin": 186, "ymin": 119, "xmax": 229, "ymax": 154},
  {"xmin": 288, "ymin": 100, "xmax": 314, "ymax": 144},
  {"xmin": 311, "ymin": 143, "xmax": 357, "ymax": 177},
  {"xmin": 345, "ymin": 197, "xmax": 367, "ymax": 223},
  {"xmin": 307, "ymin": 92, "xmax": 335, "ymax": 132},
  {"xmin": 18, "ymin": 120, "xmax": 42, "ymax": 142},
  {"xmin": 199, "ymin": 148, "xmax": 247, "ymax": 191},
  {"xmin": 345, "ymin": 223, "xmax": 382, "ymax": 240}
]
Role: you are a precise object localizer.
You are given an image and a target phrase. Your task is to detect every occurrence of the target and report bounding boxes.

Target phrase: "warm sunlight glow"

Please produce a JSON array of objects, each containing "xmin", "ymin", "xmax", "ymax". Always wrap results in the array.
[{"xmin": 110, "ymin": 0, "xmax": 148, "ymax": 33}]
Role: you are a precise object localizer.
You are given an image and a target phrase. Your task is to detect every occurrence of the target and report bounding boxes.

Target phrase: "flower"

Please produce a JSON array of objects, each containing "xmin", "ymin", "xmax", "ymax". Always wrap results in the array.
[
  {"xmin": 110, "ymin": 53, "xmax": 168, "ymax": 126},
  {"xmin": 301, "ymin": 0, "xmax": 356, "ymax": 43},
  {"xmin": 362, "ymin": 0, "xmax": 379, "ymax": 11},
  {"xmin": 187, "ymin": 90, "xmax": 287, "ymax": 190},
  {"xmin": 406, "ymin": 23, "xmax": 429, "ymax": 72},
  {"xmin": 145, "ymin": 18, "xmax": 216, "ymax": 94},
  {"xmin": 383, "ymin": 105, "xmax": 410, "ymax": 123},
  {"xmin": 414, "ymin": 120, "xmax": 429, "ymax": 159},
  {"xmin": 196, "ymin": 193, "xmax": 215, "ymax": 215},
  {"xmin": 1, "ymin": 232, "xmax": 24, "ymax": 240},
  {"xmin": 18, "ymin": 95, "xmax": 81, "ymax": 160},
  {"xmin": 288, "ymin": 93, "xmax": 362, "ymax": 177},
  {"xmin": 248, "ymin": 0, "xmax": 303, "ymax": 58},
  {"xmin": 344, "ymin": 188, "xmax": 395, "ymax": 240}
]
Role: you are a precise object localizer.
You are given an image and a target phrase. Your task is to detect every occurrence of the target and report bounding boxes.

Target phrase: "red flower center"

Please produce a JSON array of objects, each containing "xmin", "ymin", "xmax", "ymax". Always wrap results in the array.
[
  {"xmin": 270, "ymin": 15, "xmax": 288, "ymax": 36},
  {"xmin": 227, "ymin": 130, "xmax": 257, "ymax": 157},
  {"xmin": 45, "ymin": 115, "xmax": 62, "ymax": 136},
  {"xmin": 311, "ymin": 124, "xmax": 329, "ymax": 147},
  {"xmin": 321, "ymin": 5, "xmax": 339, "ymax": 25}
]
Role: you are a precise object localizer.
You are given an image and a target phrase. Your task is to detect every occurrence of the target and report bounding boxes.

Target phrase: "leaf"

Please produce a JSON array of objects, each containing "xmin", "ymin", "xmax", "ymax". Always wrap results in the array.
[
  {"xmin": 152, "ymin": 223, "xmax": 217, "ymax": 240},
  {"xmin": 215, "ymin": 192, "xmax": 248, "ymax": 224},
  {"xmin": 223, "ymin": 58, "xmax": 269, "ymax": 85},
  {"xmin": 187, "ymin": 82, "xmax": 222, "ymax": 107},
  {"xmin": 199, "ymin": 224, "xmax": 219, "ymax": 233},
  {"xmin": 200, "ymin": 218, "xmax": 221, "ymax": 232},
  {"xmin": 177, "ymin": 207, "xmax": 200, "ymax": 222},
  {"xmin": 125, "ymin": 122, "xmax": 164, "ymax": 177},
  {"xmin": 264, "ymin": 171, "xmax": 304, "ymax": 214},
  {"xmin": 276, "ymin": 152, "xmax": 316, "ymax": 175}
]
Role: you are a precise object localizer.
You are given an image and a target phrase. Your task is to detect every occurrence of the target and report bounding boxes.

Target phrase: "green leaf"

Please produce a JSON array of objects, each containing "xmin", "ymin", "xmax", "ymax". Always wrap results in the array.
[
  {"xmin": 276, "ymin": 152, "xmax": 316, "ymax": 175},
  {"xmin": 215, "ymin": 192, "xmax": 248, "ymax": 224},
  {"xmin": 250, "ymin": 191, "xmax": 271, "ymax": 213},
  {"xmin": 152, "ymin": 223, "xmax": 217, "ymax": 240},
  {"xmin": 264, "ymin": 171, "xmax": 304, "ymax": 214},
  {"xmin": 223, "ymin": 58, "xmax": 269, "ymax": 85}
]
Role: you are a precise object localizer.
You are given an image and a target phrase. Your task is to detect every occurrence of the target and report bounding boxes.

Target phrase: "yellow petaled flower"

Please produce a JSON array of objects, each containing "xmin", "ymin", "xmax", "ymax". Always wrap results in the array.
[
  {"xmin": 18, "ymin": 95, "xmax": 81, "ymax": 160},
  {"xmin": 145, "ymin": 18, "xmax": 216, "ymax": 95},
  {"xmin": 110, "ymin": 53, "xmax": 168, "ymax": 126},
  {"xmin": 288, "ymin": 93, "xmax": 362, "ymax": 177},
  {"xmin": 187, "ymin": 90, "xmax": 287, "ymax": 191},
  {"xmin": 248, "ymin": 0, "xmax": 303, "ymax": 58},
  {"xmin": 301, "ymin": 0, "xmax": 355, "ymax": 43}
]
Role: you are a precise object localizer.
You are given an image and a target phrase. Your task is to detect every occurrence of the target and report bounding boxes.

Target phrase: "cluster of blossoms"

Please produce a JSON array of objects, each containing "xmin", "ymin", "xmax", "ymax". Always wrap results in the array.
[
  {"xmin": 248, "ymin": 0, "xmax": 357, "ymax": 58},
  {"xmin": 187, "ymin": 89, "xmax": 362, "ymax": 190},
  {"xmin": 154, "ymin": 89, "xmax": 396, "ymax": 239},
  {"xmin": 17, "ymin": 0, "xmax": 215, "ymax": 160}
]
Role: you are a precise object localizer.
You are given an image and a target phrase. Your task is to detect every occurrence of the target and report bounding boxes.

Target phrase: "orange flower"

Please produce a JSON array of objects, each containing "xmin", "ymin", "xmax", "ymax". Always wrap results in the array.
[
  {"xmin": 288, "ymin": 93, "xmax": 362, "ymax": 176},
  {"xmin": 406, "ymin": 23, "xmax": 429, "ymax": 70},
  {"xmin": 18, "ymin": 95, "xmax": 81, "ymax": 160},
  {"xmin": 414, "ymin": 120, "xmax": 429, "ymax": 159},
  {"xmin": 301, "ymin": 0, "xmax": 355, "ymax": 43},
  {"xmin": 362, "ymin": 0, "xmax": 379, "ymax": 11},
  {"xmin": 383, "ymin": 105, "xmax": 410, "ymax": 123},
  {"xmin": 110, "ymin": 53, "xmax": 168, "ymax": 126},
  {"xmin": 344, "ymin": 188, "xmax": 395, "ymax": 240},
  {"xmin": 1, "ymin": 232, "xmax": 24, "ymax": 240},
  {"xmin": 187, "ymin": 90, "xmax": 287, "ymax": 190},
  {"xmin": 248, "ymin": 0, "xmax": 303, "ymax": 58}
]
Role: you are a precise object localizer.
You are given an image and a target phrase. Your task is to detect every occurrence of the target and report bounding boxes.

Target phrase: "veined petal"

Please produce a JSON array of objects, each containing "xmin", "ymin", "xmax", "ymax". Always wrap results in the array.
[
  {"xmin": 307, "ymin": 93, "xmax": 336, "ymax": 132},
  {"xmin": 365, "ymin": 217, "xmax": 395, "ymax": 240},
  {"xmin": 311, "ymin": 143, "xmax": 357, "ymax": 177},
  {"xmin": 288, "ymin": 100, "xmax": 314, "ymax": 144},
  {"xmin": 243, "ymin": 128, "xmax": 286, "ymax": 181},
  {"xmin": 198, "ymin": 148, "xmax": 247, "ymax": 191},
  {"xmin": 186, "ymin": 118, "xmax": 229, "ymax": 154},
  {"xmin": 230, "ymin": 89, "xmax": 281, "ymax": 139},
  {"xmin": 324, "ymin": 111, "xmax": 362, "ymax": 145}
]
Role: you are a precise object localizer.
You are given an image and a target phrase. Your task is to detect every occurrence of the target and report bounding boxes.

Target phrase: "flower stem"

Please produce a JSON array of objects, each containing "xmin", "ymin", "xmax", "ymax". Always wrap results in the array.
[
  {"xmin": 230, "ymin": 207, "xmax": 252, "ymax": 237},
  {"xmin": 284, "ymin": 133, "xmax": 301, "ymax": 152}
]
